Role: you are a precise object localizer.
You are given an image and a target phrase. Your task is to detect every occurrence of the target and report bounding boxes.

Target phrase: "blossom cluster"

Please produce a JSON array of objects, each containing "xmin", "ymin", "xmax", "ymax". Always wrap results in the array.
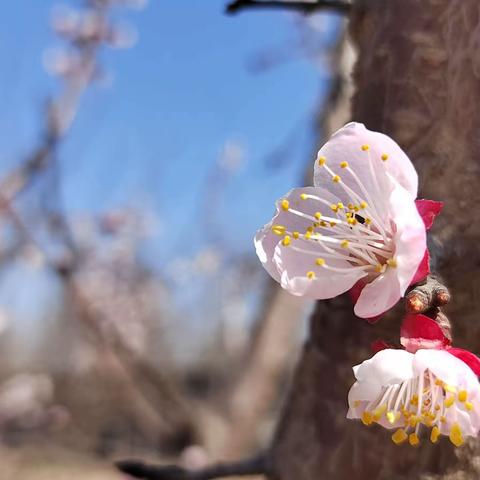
[{"xmin": 255, "ymin": 123, "xmax": 480, "ymax": 447}]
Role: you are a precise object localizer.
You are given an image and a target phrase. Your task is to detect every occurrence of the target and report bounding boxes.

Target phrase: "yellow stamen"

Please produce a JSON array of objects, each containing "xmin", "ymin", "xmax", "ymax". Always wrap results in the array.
[
  {"xmin": 320, "ymin": 221, "xmax": 327, "ymax": 227},
  {"xmin": 292, "ymin": 231, "xmax": 300, "ymax": 239},
  {"xmin": 375, "ymin": 264, "xmax": 385, "ymax": 273},
  {"xmin": 306, "ymin": 271, "xmax": 315, "ymax": 280},
  {"xmin": 271, "ymin": 225, "xmax": 286, "ymax": 236},
  {"xmin": 340, "ymin": 240, "xmax": 349, "ymax": 249},
  {"xmin": 466, "ymin": 401, "xmax": 474, "ymax": 411},
  {"xmin": 361, "ymin": 411, "xmax": 373, "ymax": 426},
  {"xmin": 386, "ymin": 258, "xmax": 397, "ymax": 268},
  {"xmin": 361, "ymin": 144, "xmax": 370, "ymax": 151},
  {"xmin": 306, "ymin": 226, "xmax": 314, "ymax": 233},
  {"xmin": 300, "ymin": 193, "xmax": 308, "ymax": 200},
  {"xmin": 329, "ymin": 221, "xmax": 336, "ymax": 227},
  {"xmin": 381, "ymin": 153, "xmax": 389, "ymax": 161},
  {"xmin": 318, "ymin": 156, "xmax": 326, "ymax": 166},
  {"xmin": 330, "ymin": 204, "xmax": 338, "ymax": 213},
  {"xmin": 373, "ymin": 404, "xmax": 387, "ymax": 421},
  {"xmin": 365, "ymin": 218, "xmax": 372, "ymax": 225},
  {"xmin": 408, "ymin": 433, "xmax": 420, "ymax": 446},
  {"xmin": 445, "ymin": 396, "xmax": 455, "ymax": 408},
  {"xmin": 458, "ymin": 390, "xmax": 468, "ymax": 402},
  {"xmin": 347, "ymin": 217, "xmax": 357, "ymax": 225},
  {"xmin": 340, "ymin": 161, "xmax": 349, "ymax": 168},
  {"xmin": 409, "ymin": 415, "xmax": 419, "ymax": 428},
  {"xmin": 332, "ymin": 175, "xmax": 341, "ymax": 183},
  {"xmin": 449, "ymin": 423, "xmax": 464, "ymax": 447},
  {"xmin": 305, "ymin": 231, "xmax": 312, "ymax": 240},
  {"xmin": 391, "ymin": 428, "xmax": 408, "ymax": 445},
  {"xmin": 410, "ymin": 395, "xmax": 419, "ymax": 406},
  {"xmin": 444, "ymin": 384, "xmax": 457, "ymax": 394},
  {"xmin": 282, "ymin": 236, "xmax": 291, "ymax": 247},
  {"xmin": 314, "ymin": 212, "xmax": 322, "ymax": 220},
  {"xmin": 386, "ymin": 411, "xmax": 398, "ymax": 424},
  {"xmin": 337, "ymin": 202, "xmax": 344, "ymax": 210},
  {"xmin": 440, "ymin": 415, "xmax": 446, "ymax": 423},
  {"xmin": 359, "ymin": 201, "xmax": 368, "ymax": 209},
  {"xmin": 281, "ymin": 199, "xmax": 289, "ymax": 211},
  {"xmin": 315, "ymin": 258, "xmax": 325, "ymax": 266},
  {"xmin": 430, "ymin": 426, "xmax": 440, "ymax": 443}
]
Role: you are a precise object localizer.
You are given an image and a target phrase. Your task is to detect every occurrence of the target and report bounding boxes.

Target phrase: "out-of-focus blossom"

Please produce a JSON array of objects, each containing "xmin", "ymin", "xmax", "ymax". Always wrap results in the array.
[
  {"xmin": 0, "ymin": 374, "xmax": 54, "ymax": 429},
  {"xmin": 256, "ymin": 123, "xmax": 433, "ymax": 318},
  {"xmin": 107, "ymin": 22, "xmax": 138, "ymax": 49},
  {"xmin": 348, "ymin": 348, "xmax": 480, "ymax": 447},
  {"xmin": 218, "ymin": 141, "xmax": 245, "ymax": 173}
]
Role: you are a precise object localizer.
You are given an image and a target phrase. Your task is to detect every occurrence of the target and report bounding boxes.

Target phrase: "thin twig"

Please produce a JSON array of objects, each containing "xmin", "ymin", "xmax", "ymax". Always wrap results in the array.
[
  {"xmin": 225, "ymin": 0, "xmax": 351, "ymax": 15},
  {"xmin": 115, "ymin": 452, "xmax": 269, "ymax": 480}
]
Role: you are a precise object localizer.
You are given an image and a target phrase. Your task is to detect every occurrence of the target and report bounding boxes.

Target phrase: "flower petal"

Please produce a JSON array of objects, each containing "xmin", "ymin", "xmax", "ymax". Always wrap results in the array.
[
  {"xmin": 415, "ymin": 199, "xmax": 443, "ymax": 230},
  {"xmin": 353, "ymin": 180, "xmax": 426, "ymax": 318},
  {"xmin": 388, "ymin": 179, "xmax": 427, "ymax": 293},
  {"xmin": 273, "ymin": 241, "xmax": 367, "ymax": 299},
  {"xmin": 254, "ymin": 186, "xmax": 342, "ymax": 282},
  {"xmin": 314, "ymin": 123, "xmax": 417, "ymax": 208},
  {"xmin": 409, "ymin": 248, "xmax": 430, "ymax": 286},
  {"xmin": 354, "ymin": 267, "xmax": 401, "ymax": 318},
  {"xmin": 448, "ymin": 348, "xmax": 480, "ymax": 376},
  {"xmin": 314, "ymin": 124, "xmax": 394, "ymax": 218},
  {"xmin": 354, "ymin": 349, "xmax": 415, "ymax": 385},
  {"xmin": 400, "ymin": 313, "xmax": 450, "ymax": 352},
  {"xmin": 414, "ymin": 349, "xmax": 480, "ymax": 392}
]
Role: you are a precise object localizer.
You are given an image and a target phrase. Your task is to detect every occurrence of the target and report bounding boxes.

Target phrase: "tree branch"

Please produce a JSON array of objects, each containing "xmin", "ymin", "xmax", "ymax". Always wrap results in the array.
[
  {"xmin": 225, "ymin": 0, "xmax": 351, "ymax": 15},
  {"xmin": 115, "ymin": 452, "xmax": 269, "ymax": 480}
]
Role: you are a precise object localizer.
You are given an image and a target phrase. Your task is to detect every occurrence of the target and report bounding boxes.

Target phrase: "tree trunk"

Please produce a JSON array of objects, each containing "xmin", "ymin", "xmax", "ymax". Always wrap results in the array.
[{"xmin": 269, "ymin": 1, "xmax": 480, "ymax": 478}]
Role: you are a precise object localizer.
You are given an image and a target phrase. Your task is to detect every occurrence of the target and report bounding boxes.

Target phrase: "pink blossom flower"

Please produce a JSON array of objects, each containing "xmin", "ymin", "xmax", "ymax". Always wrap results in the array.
[
  {"xmin": 255, "ymin": 122, "xmax": 438, "ymax": 318},
  {"xmin": 348, "ymin": 314, "xmax": 480, "ymax": 446},
  {"xmin": 348, "ymin": 348, "xmax": 480, "ymax": 447}
]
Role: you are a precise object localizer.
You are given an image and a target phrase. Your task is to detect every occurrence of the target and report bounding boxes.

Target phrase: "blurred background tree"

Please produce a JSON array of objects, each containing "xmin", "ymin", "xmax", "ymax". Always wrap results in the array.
[{"xmin": 0, "ymin": 1, "xmax": 344, "ymax": 478}]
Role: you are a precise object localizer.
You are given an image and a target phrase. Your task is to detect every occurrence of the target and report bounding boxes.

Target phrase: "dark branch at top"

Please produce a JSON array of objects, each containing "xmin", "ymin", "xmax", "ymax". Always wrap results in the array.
[{"xmin": 225, "ymin": 0, "xmax": 351, "ymax": 15}]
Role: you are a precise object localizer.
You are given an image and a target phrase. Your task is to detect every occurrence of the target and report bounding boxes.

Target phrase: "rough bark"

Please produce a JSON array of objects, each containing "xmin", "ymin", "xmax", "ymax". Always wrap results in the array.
[{"xmin": 270, "ymin": 1, "xmax": 480, "ymax": 479}]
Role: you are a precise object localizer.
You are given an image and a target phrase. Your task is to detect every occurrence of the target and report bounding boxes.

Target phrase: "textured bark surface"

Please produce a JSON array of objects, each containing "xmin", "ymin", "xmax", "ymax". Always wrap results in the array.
[{"xmin": 270, "ymin": 1, "xmax": 480, "ymax": 479}]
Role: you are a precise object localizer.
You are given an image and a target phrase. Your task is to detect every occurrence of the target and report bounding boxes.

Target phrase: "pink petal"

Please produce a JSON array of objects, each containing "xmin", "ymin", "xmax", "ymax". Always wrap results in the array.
[
  {"xmin": 388, "ymin": 180, "xmax": 427, "ymax": 293},
  {"xmin": 400, "ymin": 313, "xmax": 450, "ymax": 352},
  {"xmin": 314, "ymin": 123, "xmax": 418, "ymax": 207},
  {"xmin": 274, "ymin": 241, "xmax": 367, "ymax": 299},
  {"xmin": 414, "ymin": 349, "xmax": 480, "ymax": 391},
  {"xmin": 409, "ymin": 249, "xmax": 430, "ymax": 286},
  {"xmin": 348, "ymin": 281, "xmax": 382, "ymax": 323},
  {"xmin": 415, "ymin": 199, "xmax": 443, "ymax": 230},
  {"xmin": 254, "ymin": 186, "xmax": 342, "ymax": 283},
  {"xmin": 354, "ymin": 268, "xmax": 401, "ymax": 318},
  {"xmin": 448, "ymin": 348, "xmax": 480, "ymax": 376},
  {"xmin": 354, "ymin": 349, "xmax": 414, "ymax": 385}
]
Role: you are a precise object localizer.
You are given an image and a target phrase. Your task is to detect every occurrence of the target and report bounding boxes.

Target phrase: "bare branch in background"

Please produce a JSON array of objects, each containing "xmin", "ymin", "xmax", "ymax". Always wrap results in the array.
[
  {"xmin": 226, "ymin": 0, "xmax": 351, "ymax": 15},
  {"xmin": 116, "ymin": 452, "xmax": 269, "ymax": 480}
]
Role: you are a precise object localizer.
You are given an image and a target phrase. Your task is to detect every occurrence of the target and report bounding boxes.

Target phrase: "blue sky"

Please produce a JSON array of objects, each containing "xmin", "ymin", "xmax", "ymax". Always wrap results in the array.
[{"xmin": 0, "ymin": 1, "xmax": 337, "ymax": 266}]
